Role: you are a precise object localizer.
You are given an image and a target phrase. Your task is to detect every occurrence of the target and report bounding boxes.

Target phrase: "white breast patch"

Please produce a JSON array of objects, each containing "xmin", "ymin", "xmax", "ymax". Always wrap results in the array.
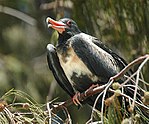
[{"xmin": 57, "ymin": 46, "xmax": 99, "ymax": 86}]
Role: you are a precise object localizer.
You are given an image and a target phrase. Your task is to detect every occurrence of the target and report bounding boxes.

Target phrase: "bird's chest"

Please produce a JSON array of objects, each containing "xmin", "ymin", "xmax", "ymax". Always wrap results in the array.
[{"xmin": 57, "ymin": 45, "xmax": 99, "ymax": 91}]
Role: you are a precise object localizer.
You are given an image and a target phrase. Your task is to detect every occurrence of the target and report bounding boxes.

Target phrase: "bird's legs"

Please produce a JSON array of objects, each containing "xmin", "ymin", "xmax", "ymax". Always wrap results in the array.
[
  {"xmin": 72, "ymin": 92, "xmax": 82, "ymax": 106},
  {"xmin": 72, "ymin": 84, "xmax": 99, "ymax": 106}
]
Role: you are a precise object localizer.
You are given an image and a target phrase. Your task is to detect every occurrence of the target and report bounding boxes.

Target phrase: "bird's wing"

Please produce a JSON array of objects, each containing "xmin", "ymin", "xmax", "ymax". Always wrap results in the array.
[
  {"xmin": 70, "ymin": 33, "xmax": 121, "ymax": 82},
  {"xmin": 47, "ymin": 44, "xmax": 75, "ymax": 97},
  {"xmin": 92, "ymin": 38, "xmax": 127, "ymax": 70},
  {"xmin": 92, "ymin": 38, "xmax": 134, "ymax": 76}
]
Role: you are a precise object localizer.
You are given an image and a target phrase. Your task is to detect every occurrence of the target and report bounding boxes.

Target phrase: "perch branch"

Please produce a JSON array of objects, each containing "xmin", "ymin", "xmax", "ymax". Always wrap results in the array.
[
  {"xmin": 51, "ymin": 84, "xmax": 107, "ymax": 113},
  {"xmin": 51, "ymin": 54, "xmax": 149, "ymax": 113},
  {"xmin": 111, "ymin": 54, "xmax": 149, "ymax": 80}
]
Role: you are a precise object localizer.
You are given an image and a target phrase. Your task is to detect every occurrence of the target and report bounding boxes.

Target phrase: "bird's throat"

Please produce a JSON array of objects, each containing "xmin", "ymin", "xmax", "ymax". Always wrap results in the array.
[{"xmin": 58, "ymin": 33, "xmax": 72, "ymax": 45}]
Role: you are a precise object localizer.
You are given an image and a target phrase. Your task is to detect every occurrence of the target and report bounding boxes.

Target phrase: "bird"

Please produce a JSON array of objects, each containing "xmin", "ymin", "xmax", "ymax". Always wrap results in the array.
[{"xmin": 46, "ymin": 17, "xmax": 138, "ymax": 111}]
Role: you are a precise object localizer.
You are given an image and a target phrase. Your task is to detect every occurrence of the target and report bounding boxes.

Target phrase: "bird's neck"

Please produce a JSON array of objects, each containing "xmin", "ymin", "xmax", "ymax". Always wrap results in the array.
[
  {"xmin": 58, "ymin": 33, "xmax": 71, "ymax": 45},
  {"xmin": 56, "ymin": 33, "xmax": 70, "ymax": 55},
  {"xmin": 57, "ymin": 30, "xmax": 81, "ymax": 46}
]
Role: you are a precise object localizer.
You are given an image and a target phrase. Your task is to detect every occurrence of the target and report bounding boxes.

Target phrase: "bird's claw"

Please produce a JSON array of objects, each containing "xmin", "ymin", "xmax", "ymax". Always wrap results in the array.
[{"xmin": 72, "ymin": 92, "xmax": 82, "ymax": 106}]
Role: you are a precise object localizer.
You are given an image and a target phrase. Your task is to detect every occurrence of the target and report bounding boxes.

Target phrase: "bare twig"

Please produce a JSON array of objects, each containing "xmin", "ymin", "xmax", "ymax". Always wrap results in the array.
[
  {"xmin": 132, "ymin": 57, "xmax": 149, "ymax": 111},
  {"xmin": 88, "ymin": 91, "xmax": 104, "ymax": 124},
  {"xmin": 47, "ymin": 102, "xmax": 52, "ymax": 124},
  {"xmin": 4, "ymin": 108, "xmax": 15, "ymax": 124},
  {"xmin": 63, "ymin": 107, "xmax": 72, "ymax": 124},
  {"xmin": 109, "ymin": 89, "xmax": 149, "ymax": 110},
  {"xmin": 111, "ymin": 54, "xmax": 149, "ymax": 81},
  {"xmin": 101, "ymin": 79, "xmax": 114, "ymax": 124}
]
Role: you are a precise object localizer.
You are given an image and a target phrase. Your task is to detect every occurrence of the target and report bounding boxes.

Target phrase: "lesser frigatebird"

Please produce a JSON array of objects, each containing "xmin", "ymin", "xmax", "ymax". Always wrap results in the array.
[{"xmin": 46, "ymin": 17, "xmax": 139, "ymax": 110}]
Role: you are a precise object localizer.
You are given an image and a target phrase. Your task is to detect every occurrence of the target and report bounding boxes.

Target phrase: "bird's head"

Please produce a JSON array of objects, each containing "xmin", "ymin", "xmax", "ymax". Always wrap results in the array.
[{"xmin": 46, "ymin": 17, "xmax": 81, "ymax": 43}]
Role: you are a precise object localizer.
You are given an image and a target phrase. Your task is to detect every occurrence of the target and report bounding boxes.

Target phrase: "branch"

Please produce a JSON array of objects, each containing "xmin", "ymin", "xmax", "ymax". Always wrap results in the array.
[
  {"xmin": 132, "ymin": 56, "xmax": 149, "ymax": 111},
  {"xmin": 51, "ymin": 54, "xmax": 149, "ymax": 113},
  {"xmin": 0, "ymin": 5, "xmax": 36, "ymax": 26},
  {"xmin": 51, "ymin": 84, "xmax": 107, "ymax": 113},
  {"xmin": 111, "ymin": 54, "xmax": 149, "ymax": 80}
]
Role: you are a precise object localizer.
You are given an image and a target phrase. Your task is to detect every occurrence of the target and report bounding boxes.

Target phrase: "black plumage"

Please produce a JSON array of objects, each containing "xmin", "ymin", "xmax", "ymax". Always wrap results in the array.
[
  {"xmin": 47, "ymin": 44, "xmax": 75, "ymax": 97},
  {"xmin": 46, "ymin": 17, "xmax": 135, "ymax": 110}
]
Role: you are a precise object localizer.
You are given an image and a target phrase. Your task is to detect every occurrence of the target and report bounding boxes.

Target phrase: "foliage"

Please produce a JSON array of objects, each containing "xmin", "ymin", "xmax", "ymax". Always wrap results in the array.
[{"xmin": 0, "ymin": 89, "xmax": 65, "ymax": 123}]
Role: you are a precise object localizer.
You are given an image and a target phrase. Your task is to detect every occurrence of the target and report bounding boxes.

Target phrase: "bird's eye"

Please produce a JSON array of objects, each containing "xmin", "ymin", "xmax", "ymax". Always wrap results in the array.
[{"xmin": 67, "ymin": 20, "xmax": 72, "ymax": 26}]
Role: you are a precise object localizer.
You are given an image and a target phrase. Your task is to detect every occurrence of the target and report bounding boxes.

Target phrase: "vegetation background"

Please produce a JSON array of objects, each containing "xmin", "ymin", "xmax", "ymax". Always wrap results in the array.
[{"xmin": 0, "ymin": 0, "xmax": 148, "ymax": 123}]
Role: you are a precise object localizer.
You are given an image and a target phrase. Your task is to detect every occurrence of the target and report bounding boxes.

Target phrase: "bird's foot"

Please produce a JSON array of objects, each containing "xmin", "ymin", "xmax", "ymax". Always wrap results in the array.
[{"xmin": 72, "ymin": 92, "xmax": 82, "ymax": 106}]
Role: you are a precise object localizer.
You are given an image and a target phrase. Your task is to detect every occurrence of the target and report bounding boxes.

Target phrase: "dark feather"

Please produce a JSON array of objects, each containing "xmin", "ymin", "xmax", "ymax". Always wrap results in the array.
[
  {"xmin": 47, "ymin": 44, "xmax": 75, "ymax": 97},
  {"xmin": 70, "ymin": 33, "xmax": 120, "ymax": 82},
  {"xmin": 92, "ymin": 37, "xmax": 134, "ymax": 77}
]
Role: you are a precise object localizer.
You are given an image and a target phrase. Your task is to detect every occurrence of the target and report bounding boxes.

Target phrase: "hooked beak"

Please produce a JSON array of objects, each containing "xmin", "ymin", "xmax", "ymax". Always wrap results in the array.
[{"xmin": 46, "ymin": 17, "xmax": 66, "ymax": 34}]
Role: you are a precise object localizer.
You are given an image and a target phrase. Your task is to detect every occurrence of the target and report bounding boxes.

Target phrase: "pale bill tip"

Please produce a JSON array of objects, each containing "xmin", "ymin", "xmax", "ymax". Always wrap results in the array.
[{"xmin": 46, "ymin": 17, "xmax": 52, "ymax": 24}]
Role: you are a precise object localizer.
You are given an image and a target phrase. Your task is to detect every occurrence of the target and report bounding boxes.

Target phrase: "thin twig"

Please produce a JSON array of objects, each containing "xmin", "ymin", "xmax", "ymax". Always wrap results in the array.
[
  {"xmin": 47, "ymin": 102, "xmax": 52, "ymax": 124},
  {"xmin": 89, "ymin": 91, "xmax": 104, "ymax": 124},
  {"xmin": 51, "ymin": 112, "xmax": 64, "ymax": 122},
  {"xmin": 4, "ymin": 108, "xmax": 15, "ymax": 124},
  {"xmin": 101, "ymin": 79, "xmax": 114, "ymax": 124},
  {"xmin": 132, "ymin": 57, "xmax": 149, "ymax": 111},
  {"xmin": 140, "ymin": 72, "xmax": 148, "ymax": 91},
  {"xmin": 123, "ymin": 84, "xmax": 145, "ymax": 93},
  {"xmin": 123, "ymin": 73, "xmax": 137, "ymax": 85},
  {"xmin": 112, "ymin": 54, "xmax": 149, "ymax": 80},
  {"xmin": 109, "ymin": 89, "xmax": 149, "ymax": 110},
  {"xmin": 63, "ymin": 107, "xmax": 72, "ymax": 124}
]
